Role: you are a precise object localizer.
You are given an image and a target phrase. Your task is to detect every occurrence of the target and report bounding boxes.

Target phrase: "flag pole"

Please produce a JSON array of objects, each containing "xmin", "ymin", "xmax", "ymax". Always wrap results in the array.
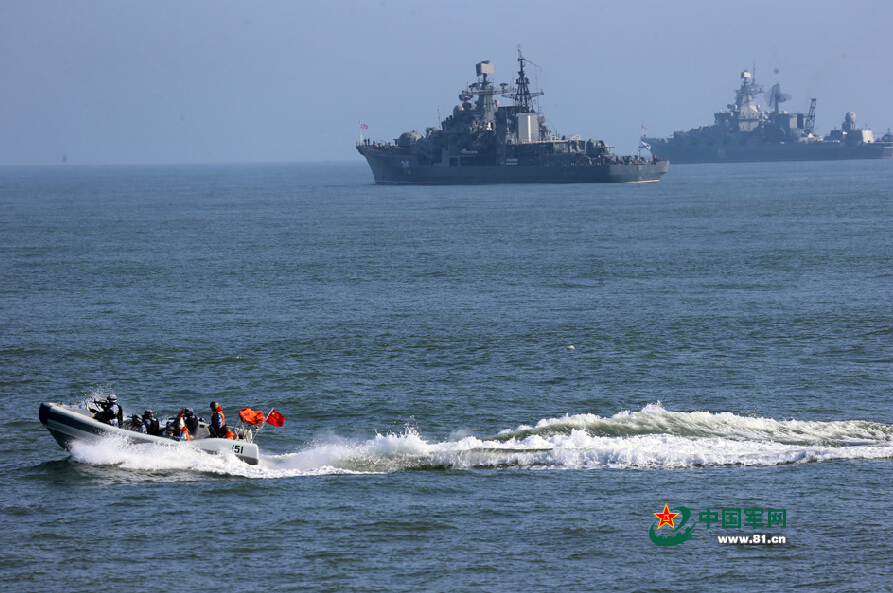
[{"xmin": 251, "ymin": 408, "xmax": 273, "ymax": 440}]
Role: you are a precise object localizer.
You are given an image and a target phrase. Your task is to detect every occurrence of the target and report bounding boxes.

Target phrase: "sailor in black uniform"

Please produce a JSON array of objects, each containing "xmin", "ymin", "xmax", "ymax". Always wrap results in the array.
[{"xmin": 94, "ymin": 394, "xmax": 123, "ymax": 428}]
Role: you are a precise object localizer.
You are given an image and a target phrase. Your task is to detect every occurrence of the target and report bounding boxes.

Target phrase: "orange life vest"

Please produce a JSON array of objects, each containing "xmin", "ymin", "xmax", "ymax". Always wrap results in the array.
[
  {"xmin": 238, "ymin": 408, "xmax": 266, "ymax": 425},
  {"xmin": 211, "ymin": 407, "xmax": 225, "ymax": 435}
]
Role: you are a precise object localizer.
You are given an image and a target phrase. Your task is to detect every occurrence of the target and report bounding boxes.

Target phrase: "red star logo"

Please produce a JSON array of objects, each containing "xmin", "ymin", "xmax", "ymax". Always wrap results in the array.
[{"xmin": 654, "ymin": 504, "xmax": 679, "ymax": 529}]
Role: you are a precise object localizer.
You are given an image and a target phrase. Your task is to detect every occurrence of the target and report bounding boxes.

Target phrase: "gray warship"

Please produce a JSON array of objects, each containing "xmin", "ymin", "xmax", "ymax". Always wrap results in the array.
[
  {"xmin": 642, "ymin": 69, "xmax": 893, "ymax": 164},
  {"xmin": 357, "ymin": 50, "xmax": 669, "ymax": 184}
]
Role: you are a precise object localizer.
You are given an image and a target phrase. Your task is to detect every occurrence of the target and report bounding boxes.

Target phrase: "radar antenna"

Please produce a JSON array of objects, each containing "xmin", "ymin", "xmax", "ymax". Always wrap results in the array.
[{"xmin": 767, "ymin": 83, "xmax": 791, "ymax": 113}]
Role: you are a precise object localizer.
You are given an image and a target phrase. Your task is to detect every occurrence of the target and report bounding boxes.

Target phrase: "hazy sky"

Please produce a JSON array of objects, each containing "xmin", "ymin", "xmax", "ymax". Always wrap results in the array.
[{"xmin": 2, "ymin": 0, "xmax": 891, "ymax": 165}]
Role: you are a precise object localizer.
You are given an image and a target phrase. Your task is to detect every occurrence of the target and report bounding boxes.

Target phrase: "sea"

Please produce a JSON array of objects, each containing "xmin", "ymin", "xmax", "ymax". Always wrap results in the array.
[{"xmin": 2, "ymin": 159, "xmax": 892, "ymax": 592}]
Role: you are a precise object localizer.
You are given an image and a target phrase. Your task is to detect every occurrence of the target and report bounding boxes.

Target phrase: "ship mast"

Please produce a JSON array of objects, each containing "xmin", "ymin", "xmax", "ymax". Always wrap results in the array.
[
  {"xmin": 510, "ymin": 46, "xmax": 543, "ymax": 112},
  {"xmin": 460, "ymin": 60, "xmax": 499, "ymax": 126},
  {"xmin": 733, "ymin": 69, "xmax": 763, "ymax": 132}
]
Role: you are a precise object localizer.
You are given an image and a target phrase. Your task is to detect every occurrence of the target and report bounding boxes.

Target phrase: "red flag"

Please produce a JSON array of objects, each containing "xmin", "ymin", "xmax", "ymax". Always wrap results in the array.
[{"xmin": 266, "ymin": 409, "xmax": 286, "ymax": 427}]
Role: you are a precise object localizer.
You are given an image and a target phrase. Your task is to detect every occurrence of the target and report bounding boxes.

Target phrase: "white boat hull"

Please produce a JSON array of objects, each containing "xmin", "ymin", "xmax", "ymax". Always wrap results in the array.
[{"xmin": 39, "ymin": 402, "xmax": 260, "ymax": 465}]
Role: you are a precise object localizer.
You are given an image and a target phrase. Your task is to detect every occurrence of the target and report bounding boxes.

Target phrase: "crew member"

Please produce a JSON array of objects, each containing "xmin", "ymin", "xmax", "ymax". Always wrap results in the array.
[
  {"xmin": 174, "ymin": 416, "xmax": 191, "ymax": 441},
  {"xmin": 209, "ymin": 401, "xmax": 225, "ymax": 437},
  {"xmin": 183, "ymin": 408, "xmax": 199, "ymax": 435},
  {"xmin": 130, "ymin": 414, "xmax": 146, "ymax": 433},
  {"xmin": 219, "ymin": 425, "xmax": 236, "ymax": 440},
  {"xmin": 142, "ymin": 410, "xmax": 160, "ymax": 435},
  {"xmin": 95, "ymin": 394, "xmax": 123, "ymax": 428}
]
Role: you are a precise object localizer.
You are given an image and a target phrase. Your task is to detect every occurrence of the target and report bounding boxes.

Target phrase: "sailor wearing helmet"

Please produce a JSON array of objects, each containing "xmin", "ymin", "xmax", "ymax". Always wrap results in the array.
[
  {"xmin": 182, "ymin": 408, "xmax": 198, "ymax": 436},
  {"xmin": 94, "ymin": 394, "xmax": 123, "ymax": 427},
  {"xmin": 142, "ymin": 410, "xmax": 160, "ymax": 435},
  {"xmin": 209, "ymin": 401, "xmax": 225, "ymax": 437}
]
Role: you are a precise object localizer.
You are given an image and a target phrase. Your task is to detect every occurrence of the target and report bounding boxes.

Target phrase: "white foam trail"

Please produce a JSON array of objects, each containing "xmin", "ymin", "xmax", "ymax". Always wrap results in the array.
[
  {"xmin": 66, "ymin": 404, "xmax": 893, "ymax": 478},
  {"xmin": 69, "ymin": 437, "xmax": 251, "ymax": 475}
]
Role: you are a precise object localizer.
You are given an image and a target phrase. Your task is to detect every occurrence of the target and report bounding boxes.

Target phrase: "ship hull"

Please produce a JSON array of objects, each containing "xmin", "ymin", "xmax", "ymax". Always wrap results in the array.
[
  {"xmin": 643, "ymin": 138, "xmax": 893, "ymax": 165},
  {"xmin": 357, "ymin": 147, "xmax": 669, "ymax": 184}
]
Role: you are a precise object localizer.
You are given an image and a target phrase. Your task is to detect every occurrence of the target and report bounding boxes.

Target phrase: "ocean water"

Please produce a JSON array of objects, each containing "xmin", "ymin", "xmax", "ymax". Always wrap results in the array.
[{"xmin": 2, "ymin": 160, "xmax": 892, "ymax": 592}]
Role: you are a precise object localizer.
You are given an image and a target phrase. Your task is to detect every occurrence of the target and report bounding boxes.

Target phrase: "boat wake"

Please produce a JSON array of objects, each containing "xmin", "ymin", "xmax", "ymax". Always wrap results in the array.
[{"xmin": 64, "ymin": 403, "xmax": 893, "ymax": 478}]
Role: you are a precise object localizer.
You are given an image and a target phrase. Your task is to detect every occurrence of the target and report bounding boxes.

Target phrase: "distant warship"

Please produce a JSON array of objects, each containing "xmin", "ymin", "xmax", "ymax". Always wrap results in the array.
[
  {"xmin": 642, "ymin": 69, "xmax": 893, "ymax": 164},
  {"xmin": 357, "ymin": 50, "xmax": 669, "ymax": 184}
]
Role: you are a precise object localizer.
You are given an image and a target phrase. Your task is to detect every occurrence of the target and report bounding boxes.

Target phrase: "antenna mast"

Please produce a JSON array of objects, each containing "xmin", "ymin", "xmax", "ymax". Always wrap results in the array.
[{"xmin": 510, "ymin": 46, "xmax": 543, "ymax": 112}]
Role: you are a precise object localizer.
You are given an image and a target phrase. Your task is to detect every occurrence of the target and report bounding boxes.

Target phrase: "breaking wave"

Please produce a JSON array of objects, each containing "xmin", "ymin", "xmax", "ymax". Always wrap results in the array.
[{"xmin": 67, "ymin": 403, "xmax": 893, "ymax": 478}]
